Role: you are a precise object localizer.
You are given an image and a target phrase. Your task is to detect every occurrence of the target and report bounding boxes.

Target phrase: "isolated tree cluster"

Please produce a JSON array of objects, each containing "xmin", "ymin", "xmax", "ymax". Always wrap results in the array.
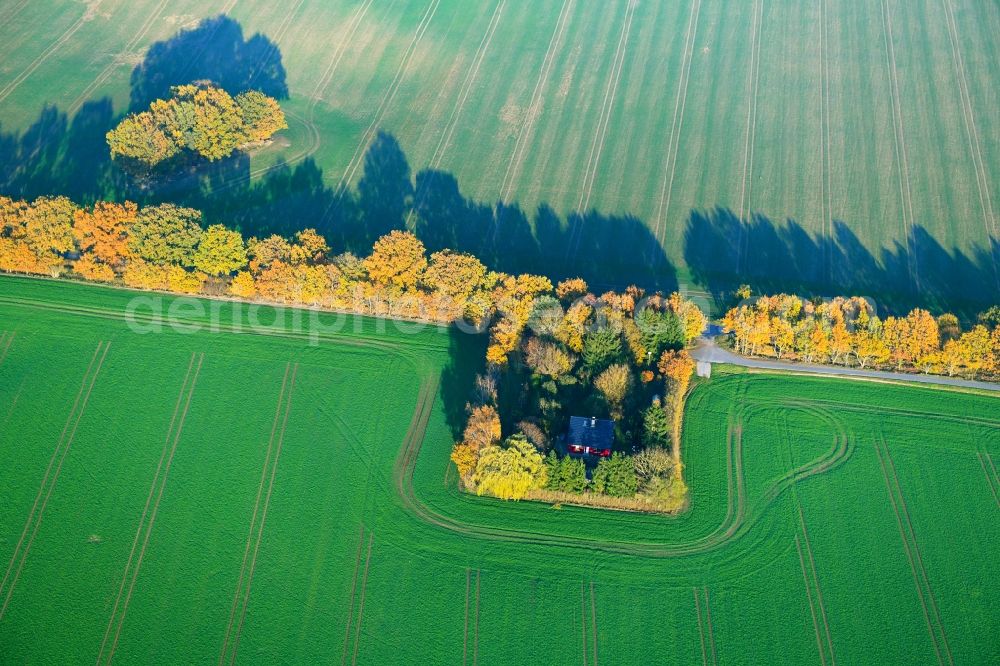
[
  {"xmin": 106, "ymin": 84, "xmax": 286, "ymax": 167},
  {"xmin": 450, "ymin": 278, "xmax": 705, "ymax": 508}
]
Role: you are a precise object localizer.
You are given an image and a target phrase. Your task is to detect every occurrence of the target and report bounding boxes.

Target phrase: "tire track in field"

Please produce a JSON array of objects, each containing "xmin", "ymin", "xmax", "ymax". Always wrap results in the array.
[
  {"xmin": 316, "ymin": 0, "xmax": 442, "ymax": 232},
  {"xmin": 693, "ymin": 586, "xmax": 710, "ymax": 666},
  {"xmin": 102, "ymin": 352, "xmax": 203, "ymax": 664},
  {"xmin": 988, "ymin": 452, "xmax": 1000, "ymax": 495},
  {"xmin": 589, "ymin": 582, "xmax": 598, "ymax": 666},
  {"xmin": 397, "ymin": 384, "xmax": 743, "ymax": 557},
  {"xmin": 245, "ymin": 0, "xmax": 307, "ymax": 91},
  {"xmin": 462, "ymin": 568, "xmax": 471, "ymax": 666},
  {"xmin": 0, "ymin": 331, "xmax": 15, "ymax": 366},
  {"xmin": 978, "ymin": 450, "xmax": 1000, "ymax": 508},
  {"xmin": 652, "ymin": 0, "xmax": 703, "ymax": 257},
  {"xmin": 977, "ymin": 451, "xmax": 1000, "ymax": 507},
  {"xmin": 0, "ymin": 340, "xmax": 109, "ymax": 621},
  {"xmin": 427, "ymin": 0, "xmax": 507, "ymax": 172},
  {"xmin": 340, "ymin": 525, "xmax": 367, "ymax": 666},
  {"xmin": 68, "ymin": 0, "xmax": 170, "ymax": 115},
  {"xmin": 473, "ymin": 568, "xmax": 481, "ymax": 666},
  {"xmin": 573, "ymin": 0, "xmax": 637, "ymax": 215},
  {"xmin": 308, "ymin": 0, "xmax": 376, "ymax": 106},
  {"xmin": 938, "ymin": 0, "xmax": 1000, "ymax": 288},
  {"xmin": 795, "ymin": 534, "xmax": 827, "ymax": 666},
  {"xmin": 333, "ymin": 0, "xmax": 442, "ymax": 194},
  {"xmin": 350, "ymin": 531, "xmax": 375, "ymax": 666},
  {"xmin": 781, "ymin": 397, "xmax": 1000, "ymax": 430},
  {"xmin": 226, "ymin": 362, "xmax": 300, "ymax": 665},
  {"xmin": 881, "ymin": 442, "xmax": 953, "ymax": 665},
  {"xmin": 702, "ymin": 587, "xmax": 718, "ymax": 666},
  {"xmin": 735, "ymin": 0, "xmax": 764, "ymax": 274},
  {"xmin": 406, "ymin": 0, "xmax": 507, "ymax": 229},
  {"xmin": 0, "ymin": 377, "xmax": 25, "ymax": 433},
  {"xmin": 219, "ymin": 361, "xmax": 293, "ymax": 664},
  {"xmin": 0, "ymin": 1, "xmax": 103, "ymax": 105},
  {"xmin": 0, "ymin": 0, "xmax": 30, "ymax": 27},
  {"xmin": 395, "ymin": 379, "xmax": 855, "ymax": 558},
  {"xmin": 460, "ymin": 567, "xmax": 482, "ymax": 666},
  {"xmin": 874, "ymin": 438, "xmax": 949, "ymax": 665},
  {"xmin": 580, "ymin": 582, "xmax": 589, "ymax": 666},
  {"xmin": 490, "ymin": 0, "xmax": 574, "ymax": 244},
  {"xmin": 818, "ymin": 0, "xmax": 834, "ymax": 283},
  {"xmin": 566, "ymin": 0, "xmax": 637, "ymax": 263},
  {"xmin": 0, "ymin": 294, "xmax": 440, "ymax": 355},
  {"xmin": 303, "ymin": 0, "xmax": 377, "ymax": 155},
  {"xmin": 878, "ymin": 0, "xmax": 921, "ymax": 291},
  {"xmin": 97, "ymin": 351, "xmax": 200, "ymax": 664},
  {"xmin": 797, "ymin": 507, "xmax": 836, "ymax": 665}
]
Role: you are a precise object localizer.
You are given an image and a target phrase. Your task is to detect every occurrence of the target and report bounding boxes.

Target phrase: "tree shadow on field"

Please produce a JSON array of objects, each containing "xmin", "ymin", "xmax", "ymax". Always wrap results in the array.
[
  {"xmin": 4, "ymin": 10, "xmax": 996, "ymax": 319},
  {"xmin": 684, "ymin": 206, "xmax": 1000, "ymax": 318},
  {"xmin": 411, "ymin": 166, "xmax": 679, "ymax": 293},
  {"xmin": 0, "ymin": 99, "xmax": 121, "ymax": 202},
  {"xmin": 0, "ymin": 14, "xmax": 288, "ymax": 204},
  {"xmin": 439, "ymin": 326, "xmax": 489, "ymax": 439},
  {"xmin": 129, "ymin": 14, "xmax": 288, "ymax": 111}
]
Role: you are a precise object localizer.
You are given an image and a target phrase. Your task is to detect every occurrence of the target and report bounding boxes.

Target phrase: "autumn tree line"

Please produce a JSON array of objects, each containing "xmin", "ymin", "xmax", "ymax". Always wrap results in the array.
[
  {"xmin": 722, "ymin": 292, "xmax": 1000, "ymax": 380},
  {"xmin": 451, "ymin": 284, "xmax": 704, "ymax": 512},
  {"xmin": 0, "ymin": 195, "xmax": 566, "ymax": 327}
]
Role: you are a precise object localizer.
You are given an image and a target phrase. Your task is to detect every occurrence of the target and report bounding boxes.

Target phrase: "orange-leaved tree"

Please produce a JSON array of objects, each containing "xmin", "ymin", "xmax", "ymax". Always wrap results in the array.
[
  {"xmin": 363, "ymin": 230, "xmax": 427, "ymax": 292},
  {"xmin": 658, "ymin": 349, "xmax": 695, "ymax": 468},
  {"xmin": 72, "ymin": 201, "xmax": 137, "ymax": 274}
]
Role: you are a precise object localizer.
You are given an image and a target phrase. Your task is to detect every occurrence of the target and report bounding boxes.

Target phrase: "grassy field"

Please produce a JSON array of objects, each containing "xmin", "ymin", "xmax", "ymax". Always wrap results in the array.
[
  {"xmin": 0, "ymin": 276, "xmax": 998, "ymax": 663},
  {"xmin": 1, "ymin": 1, "xmax": 999, "ymax": 307}
]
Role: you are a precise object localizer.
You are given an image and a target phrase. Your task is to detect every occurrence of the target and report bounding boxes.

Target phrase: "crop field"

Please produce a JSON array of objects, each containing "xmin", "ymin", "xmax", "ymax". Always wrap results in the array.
[
  {"xmin": 0, "ymin": 276, "xmax": 997, "ymax": 663},
  {"xmin": 1, "ymin": 1, "xmax": 999, "ymax": 305}
]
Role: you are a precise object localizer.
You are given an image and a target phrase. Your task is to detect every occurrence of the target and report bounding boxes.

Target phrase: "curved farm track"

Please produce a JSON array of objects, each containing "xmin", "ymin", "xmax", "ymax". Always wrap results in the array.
[{"xmin": 392, "ymin": 374, "xmax": 857, "ymax": 559}]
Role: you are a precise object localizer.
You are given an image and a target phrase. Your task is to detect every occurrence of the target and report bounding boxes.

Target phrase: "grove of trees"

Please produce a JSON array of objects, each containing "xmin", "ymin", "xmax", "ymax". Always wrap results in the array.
[
  {"xmin": 106, "ymin": 85, "xmax": 286, "ymax": 167},
  {"xmin": 449, "ymin": 280, "xmax": 705, "ymax": 511}
]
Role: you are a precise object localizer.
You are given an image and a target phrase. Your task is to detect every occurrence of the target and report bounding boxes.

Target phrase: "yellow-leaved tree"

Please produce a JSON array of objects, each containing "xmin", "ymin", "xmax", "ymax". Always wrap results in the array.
[
  {"xmin": 471, "ymin": 434, "xmax": 546, "ymax": 501},
  {"xmin": 363, "ymin": 230, "xmax": 427, "ymax": 292},
  {"xmin": 594, "ymin": 363, "xmax": 632, "ymax": 420},
  {"xmin": 193, "ymin": 224, "xmax": 247, "ymax": 276}
]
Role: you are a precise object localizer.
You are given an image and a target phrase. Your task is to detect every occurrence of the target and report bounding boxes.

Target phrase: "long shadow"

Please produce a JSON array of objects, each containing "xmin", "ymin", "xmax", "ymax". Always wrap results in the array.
[
  {"xmin": 684, "ymin": 207, "xmax": 1000, "ymax": 317},
  {"xmin": 439, "ymin": 326, "xmax": 489, "ymax": 439},
  {"xmin": 0, "ymin": 99, "xmax": 121, "ymax": 202},
  {"xmin": 0, "ymin": 14, "xmax": 288, "ymax": 203},
  {"xmin": 2, "ymin": 13, "xmax": 996, "ymax": 319},
  {"xmin": 411, "ymin": 168, "xmax": 679, "ymax": 293},
  {"xmin": 129, "ymin": 14, "xmax": 288, "ymax": 111}
]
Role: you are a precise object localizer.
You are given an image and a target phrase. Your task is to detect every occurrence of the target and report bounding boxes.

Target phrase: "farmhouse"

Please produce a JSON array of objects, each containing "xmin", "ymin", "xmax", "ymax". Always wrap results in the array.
[{"xmin": 565, "ymin": 416, "xmax": 614, "ymax": 458}]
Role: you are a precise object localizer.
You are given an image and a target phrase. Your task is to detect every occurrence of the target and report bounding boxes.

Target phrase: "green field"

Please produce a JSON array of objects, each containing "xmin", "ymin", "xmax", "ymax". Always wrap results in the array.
[
  {"xmin": 1, "ymin": 0, "xmax": 999, "ymax": 307},
  {"xmin": 0, "ymin": 276, "xmax": 997, "ymax": 663}
]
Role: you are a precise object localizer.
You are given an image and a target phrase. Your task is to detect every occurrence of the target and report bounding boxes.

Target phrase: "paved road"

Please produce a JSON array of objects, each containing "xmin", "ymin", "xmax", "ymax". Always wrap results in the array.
[{"xmin": 692, "ymin": 336, "xmax": 1000, "ymax": 393}]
